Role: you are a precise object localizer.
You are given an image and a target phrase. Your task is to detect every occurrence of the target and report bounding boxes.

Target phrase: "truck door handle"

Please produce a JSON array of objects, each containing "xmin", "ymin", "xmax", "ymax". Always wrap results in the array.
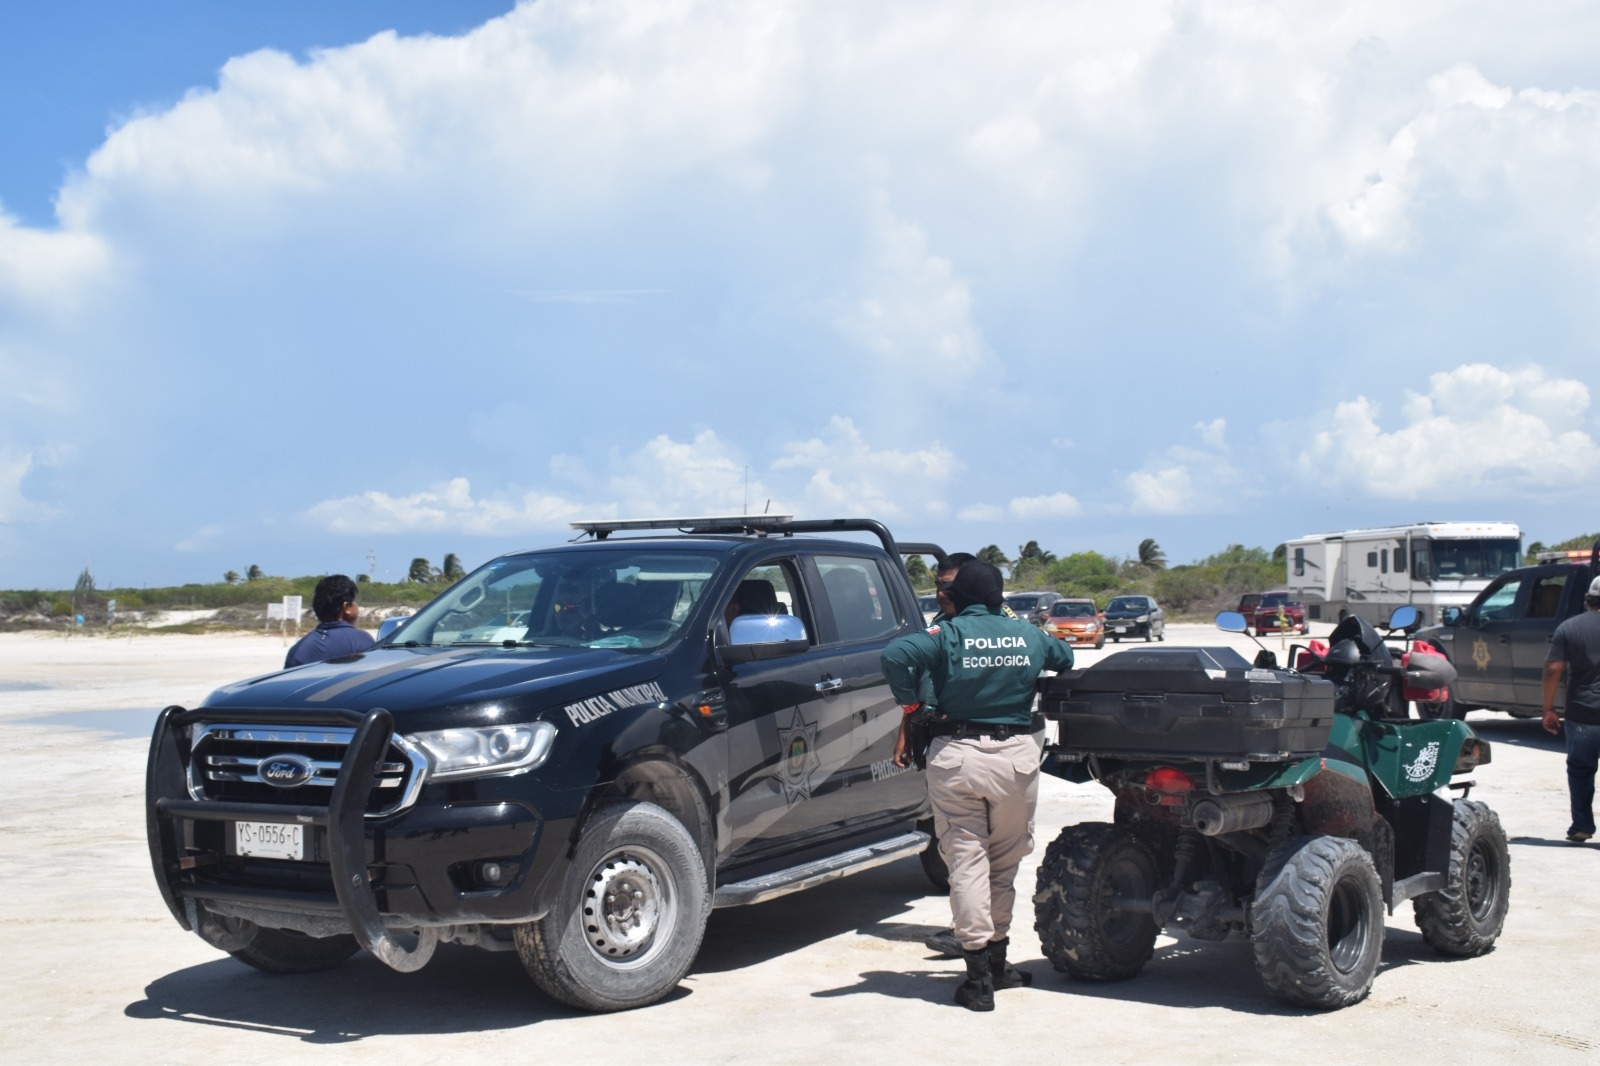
[{"xmin": 815, "ymin": 678, "xmax": 844, "ymax": 692}]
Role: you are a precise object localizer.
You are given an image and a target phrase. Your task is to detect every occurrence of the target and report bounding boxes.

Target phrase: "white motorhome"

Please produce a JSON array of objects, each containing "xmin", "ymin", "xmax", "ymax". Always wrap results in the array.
[{"xmin": 1284, "ymin": 521, "xmax": 1522, "ymax": 627}]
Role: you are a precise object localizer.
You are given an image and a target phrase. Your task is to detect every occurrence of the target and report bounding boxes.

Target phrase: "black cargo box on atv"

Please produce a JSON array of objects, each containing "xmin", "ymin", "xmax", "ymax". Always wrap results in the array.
[{"xmin": 1041, "ymin": 646, "xmax": 1336, "ymax": 759}]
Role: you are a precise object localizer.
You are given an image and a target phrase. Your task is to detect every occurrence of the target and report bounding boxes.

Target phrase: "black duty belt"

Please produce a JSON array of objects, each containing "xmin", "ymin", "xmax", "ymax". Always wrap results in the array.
[{"xmin": 929, "ymin": 720, "xmax": 1030, "ymax": 740}]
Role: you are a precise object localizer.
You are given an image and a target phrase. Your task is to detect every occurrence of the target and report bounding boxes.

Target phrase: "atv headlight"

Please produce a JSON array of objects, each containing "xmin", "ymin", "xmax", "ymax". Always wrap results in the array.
[{"xmin": 407, "ymin": 721, "xmax": 558, "ymax": 781}]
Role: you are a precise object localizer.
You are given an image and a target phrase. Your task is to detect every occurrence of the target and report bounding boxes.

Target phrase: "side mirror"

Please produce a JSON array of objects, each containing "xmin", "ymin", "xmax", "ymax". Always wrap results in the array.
[
  {"xmin": 1440, "ymin": 606, "xmax": 1463, "ymax": 626},
  {"xmin": 377, "ymin": 615, "xmax": 410, "ymax": 642},
  {"xmin": 1215, "ymin": 610, "xmax": 1248, "ymax": 633},
  {"xmin": 721, "ymin": 613, "xmax": 809, "ymax": 663},
  {"xmin": 1387, "ymin": 605, "xmax": 1420, "ymax": 631}
]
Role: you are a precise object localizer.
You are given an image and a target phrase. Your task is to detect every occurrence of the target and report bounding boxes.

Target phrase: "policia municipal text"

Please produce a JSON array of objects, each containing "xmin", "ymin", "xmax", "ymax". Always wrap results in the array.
[{"xmin": 882, "ymin": 561, "xmax": 1073, "ymax": 1011}]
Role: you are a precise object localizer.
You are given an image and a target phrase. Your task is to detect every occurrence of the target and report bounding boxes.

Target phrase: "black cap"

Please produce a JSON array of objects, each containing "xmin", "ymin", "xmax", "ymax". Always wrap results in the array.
[{"xmin": 949, "ymin": 560, "xmax": 1005, "ymax": 611}]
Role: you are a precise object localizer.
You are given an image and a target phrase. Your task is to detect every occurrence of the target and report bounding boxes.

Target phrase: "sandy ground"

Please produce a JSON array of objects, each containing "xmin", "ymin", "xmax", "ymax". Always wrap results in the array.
[{"xmin": 1, "ymin": 626, "xmax": 1596, "ymax": 1064}]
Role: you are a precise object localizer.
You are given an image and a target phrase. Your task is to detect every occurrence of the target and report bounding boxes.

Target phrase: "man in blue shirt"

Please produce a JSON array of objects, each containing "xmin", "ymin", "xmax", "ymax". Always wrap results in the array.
[{"xmin": 284, "ymin": 575, "xmax": 375, "ymax": 668}]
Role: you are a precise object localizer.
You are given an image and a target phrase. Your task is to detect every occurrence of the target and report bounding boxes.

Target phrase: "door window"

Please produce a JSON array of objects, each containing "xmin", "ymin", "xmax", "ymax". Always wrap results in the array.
[
  {"xmin": 1525, "ymin": 574, "xmax": 1566, "ymax": 620},
  {"xmin": 720, "ymin": 561, "xmax": 809, "ymax": 638},
  {"xmin": 815, "ymin": 555, "xmax": 902, "ymax": 643},
  {"xmin": 1474, "ymin": 577, "xmax": 1523, "ymax": 624}
]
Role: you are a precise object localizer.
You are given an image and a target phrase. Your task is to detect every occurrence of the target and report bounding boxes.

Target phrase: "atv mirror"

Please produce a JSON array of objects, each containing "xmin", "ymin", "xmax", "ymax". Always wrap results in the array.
[
  {"xmin": 1215, "ymin": 610, "xmax": 1248, "ymax": 633},
  {"xmin": 1387, "ymin": 605, "xmax": 1419, "ymax": 631}
]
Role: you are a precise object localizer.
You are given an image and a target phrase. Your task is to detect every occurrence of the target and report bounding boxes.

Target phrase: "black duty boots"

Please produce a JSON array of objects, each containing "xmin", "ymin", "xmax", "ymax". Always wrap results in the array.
[
  {"xmin": 956, "ymin": 948, "xmax": 995, "ymax": 1011},
  {"xmin": 987, "ymin": 938, "xmax": 1032, "ymax": 990}
]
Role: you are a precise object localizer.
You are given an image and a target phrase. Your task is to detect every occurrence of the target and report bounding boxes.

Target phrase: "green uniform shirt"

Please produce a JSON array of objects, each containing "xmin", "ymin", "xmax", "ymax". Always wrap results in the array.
[{"xmin": 882, "ymin": 603, "xmax": 1074, "ymax": 725}]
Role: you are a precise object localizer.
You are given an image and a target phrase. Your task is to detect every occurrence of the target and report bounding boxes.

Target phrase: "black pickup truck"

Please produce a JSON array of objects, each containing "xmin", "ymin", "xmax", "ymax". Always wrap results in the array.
[
  {"xmin": 146, "ymin": 516, "xmax": 946, "ymax": 1011},
  {"xmin": 1413, "ymin": 540, "xmax": 1598, "ymax": 719}
]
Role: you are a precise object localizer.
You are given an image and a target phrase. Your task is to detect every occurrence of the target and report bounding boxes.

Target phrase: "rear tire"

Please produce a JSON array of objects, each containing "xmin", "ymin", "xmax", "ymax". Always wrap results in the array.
[
  {"xmin": 515, "ymin": 801, "xmax": 709, "ymax": 1012},
  {"xmin": 1250, "ymin": 835, "xmax": 1383, "ymax": 1010},
  {"xmin": 1413, "ymin": 800, "xmax": 1510, "ymax": 957},
  {"xmin": 230, "ymin": 928, "xmax": 360, "ymax": 974},
  {"xmin": 1034, "ymin": 823, "xmax": 1160, "ymax": 981}
]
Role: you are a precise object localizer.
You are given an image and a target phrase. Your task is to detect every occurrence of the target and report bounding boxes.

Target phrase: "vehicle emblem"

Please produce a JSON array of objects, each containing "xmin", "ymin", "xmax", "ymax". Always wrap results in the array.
[
  {"xmin": 1471, "ymin": 638, "xmax": 1491, "ymax": 671},
  {"xmin": 1404, "ymin": 741, "xmax": 1440, "ymax": 783},
  {"xmin": 258, "ymin": 753, "xmax": 316, "ymax": 789},
  {"xmin": 777, "ymin": 709, "xmax": 821, "ymax": 806}
]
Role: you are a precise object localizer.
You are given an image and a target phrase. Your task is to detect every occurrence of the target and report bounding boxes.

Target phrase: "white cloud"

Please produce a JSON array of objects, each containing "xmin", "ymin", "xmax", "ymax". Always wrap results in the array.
[
  {"xmin": 832, "ymin": 205, "xmax": 993, "ymax": 379},
  {"xmin": 1296, "ymin": 362, "xmax": 1600, "ymax": 498},
  {"xmin": 0, "ymin": 211, "xmax": 109, "ymax": 313},
  {"xmin": 174, "ymin": 525, "xmax": 225, "ymax": 553},
  {"xmin": 772, "ymin": 416, "xmax": 957, "ymax": 518},
  {"xmin": 307, "ymin": 477, "xmax": 590, "ymax": 536},
  {"xmin": 1126, "ymin": 421, "xmax": 1250, "ymax": 515},
  {"xmin": 957, "ymin": 503, "xmax": 1005, "ymax": 522},
  {"xmin": 1009, "ymin": 492, "xmax": 1082, "ymax": 519},
  {"xmin": 0, "ymin": 449, "xmax": 50, "ymax": 524},
  {"xmin": 307, "ymin": 420, "xmax": 953, "ymax": 535}
]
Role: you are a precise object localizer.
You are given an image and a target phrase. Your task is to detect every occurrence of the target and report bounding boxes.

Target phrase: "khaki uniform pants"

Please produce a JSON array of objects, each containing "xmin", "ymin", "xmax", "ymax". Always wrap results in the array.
[{"xmin": 926, "ymin": 733, "xmax": 1040, "ymax": 951}]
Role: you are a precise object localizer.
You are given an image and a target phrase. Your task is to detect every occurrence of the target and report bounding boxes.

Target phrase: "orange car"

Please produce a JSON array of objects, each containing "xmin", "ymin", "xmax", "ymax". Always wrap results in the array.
[{"xmin": 1042, "ymin": 598, "xmax": 1104, "ymax": 649}]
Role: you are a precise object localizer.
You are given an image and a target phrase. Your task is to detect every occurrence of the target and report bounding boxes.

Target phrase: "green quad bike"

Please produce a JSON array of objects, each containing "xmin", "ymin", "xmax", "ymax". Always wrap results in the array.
[{"xmin": 1034, "ymin": 605, "xmax": 1511, "ymax": 1010}]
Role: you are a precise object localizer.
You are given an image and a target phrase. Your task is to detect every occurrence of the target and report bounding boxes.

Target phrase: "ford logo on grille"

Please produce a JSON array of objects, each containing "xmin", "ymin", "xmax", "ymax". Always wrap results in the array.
[{"xmin": 259, "ymin": 753, "xmax": 316, "ymax": 789}]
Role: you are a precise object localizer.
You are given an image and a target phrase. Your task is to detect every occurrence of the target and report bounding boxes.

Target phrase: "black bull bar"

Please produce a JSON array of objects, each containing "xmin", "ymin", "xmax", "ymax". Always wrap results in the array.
[{"xmin": 146, "ymin": 705, "xmax": 438, "ymax": 972}]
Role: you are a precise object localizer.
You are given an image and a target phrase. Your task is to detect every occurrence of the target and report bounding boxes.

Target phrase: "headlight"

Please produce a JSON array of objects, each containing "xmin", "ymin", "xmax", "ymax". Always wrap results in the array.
[
  {"xmin": 406, "ymin": 721, "xmax": 558, "ymax": 781},
  {"xmin": 1137, "ymin": 614, "xmax": 1150, "ymax": 623}
]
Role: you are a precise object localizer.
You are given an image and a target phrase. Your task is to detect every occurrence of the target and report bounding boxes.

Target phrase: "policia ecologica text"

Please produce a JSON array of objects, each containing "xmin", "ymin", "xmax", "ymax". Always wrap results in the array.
[{"xmin": 881, "ymin": 561, "xmax": 1073, "ymax": 1011}]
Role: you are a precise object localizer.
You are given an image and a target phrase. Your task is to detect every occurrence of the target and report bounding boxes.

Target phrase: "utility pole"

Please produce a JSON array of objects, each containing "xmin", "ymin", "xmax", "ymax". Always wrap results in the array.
[{"xmin": 366, "ymin": 548, "xmax": 377, "ymax": 582}]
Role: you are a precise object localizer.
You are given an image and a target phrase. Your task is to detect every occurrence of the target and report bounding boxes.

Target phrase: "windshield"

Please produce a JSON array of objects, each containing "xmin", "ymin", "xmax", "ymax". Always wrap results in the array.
[
  {"xmin": 1261, "ymin": 593, "xmax": 1291, "ymax": 607},
  {"xmin": 391, "ymin": 549, "xmax": 721, "ymax": 651},
  {"xmin": 1412, "ymin": 538, "xmax": 1521, "ymax": 582},
  {"xmin": 1050, "ymin": 602, "xmax": 1095, "ymax": 618},
  {"xmin": 1006, "ymin": 595, "xmax": 1043, "ymax": 611},
  {"xmin": 918, "ymin": 596, "xmax": 940, "ymax": 612},
  {"xmin": 1107, "ymin": 597, "xmax": 1146, "ymax": 612}
]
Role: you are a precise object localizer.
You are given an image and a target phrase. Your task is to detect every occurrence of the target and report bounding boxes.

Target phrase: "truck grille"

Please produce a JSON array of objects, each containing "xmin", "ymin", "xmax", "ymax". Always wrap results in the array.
[{"xmin": 186, "ymin": 722, "xmax": 426, "ymax": 817}]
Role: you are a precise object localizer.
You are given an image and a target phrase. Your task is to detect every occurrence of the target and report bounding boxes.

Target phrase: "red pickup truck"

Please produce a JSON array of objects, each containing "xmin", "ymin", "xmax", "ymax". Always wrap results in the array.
[{"xmin": 1237, "ymin": 590, "xmax": 1309, "ymax": 636}]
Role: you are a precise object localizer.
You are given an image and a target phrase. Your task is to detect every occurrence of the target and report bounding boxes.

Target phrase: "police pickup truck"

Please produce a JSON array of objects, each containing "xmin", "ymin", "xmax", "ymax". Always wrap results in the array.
[
  {"xmin": 1413, "ymin": 540, "xmax": 1599, "ymax": 719},
  {"xmin": 146, "ymin": 516, "xmax": 946, "ymax": 1012}
]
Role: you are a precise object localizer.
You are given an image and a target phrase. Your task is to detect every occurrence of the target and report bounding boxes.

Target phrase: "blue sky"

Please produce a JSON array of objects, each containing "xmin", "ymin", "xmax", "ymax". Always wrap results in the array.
[{"xmin": 4, "ymin": 1, "xmax": 1600, "ymax": 589}]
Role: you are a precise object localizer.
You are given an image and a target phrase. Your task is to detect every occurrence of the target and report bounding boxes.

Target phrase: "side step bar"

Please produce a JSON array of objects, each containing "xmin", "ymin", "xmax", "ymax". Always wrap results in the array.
[{"xmin": 713, "ymin": 830, "xmax": 929, "ymax": 908}]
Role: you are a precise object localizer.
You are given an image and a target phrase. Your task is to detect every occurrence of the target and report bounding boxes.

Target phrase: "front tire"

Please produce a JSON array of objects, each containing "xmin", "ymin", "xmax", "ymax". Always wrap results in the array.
[
  {"xmin": 1413, "ymin": 800, "xmax": 1510, "ymax": 957},
  {"xmin": 1250, "ymin": 835, "xmax": 1383, "ymax": 1010},
  {"xmin": 1034, "ymin": 822, "xmax": 1160, "ymax": 981},
  {"xmin": 230, "ymin": 928, "xmax": 360, "ymax": 974},
  {"xmin": 515, "ymin": 801, "xmax": 710, "ymax": 1012}
]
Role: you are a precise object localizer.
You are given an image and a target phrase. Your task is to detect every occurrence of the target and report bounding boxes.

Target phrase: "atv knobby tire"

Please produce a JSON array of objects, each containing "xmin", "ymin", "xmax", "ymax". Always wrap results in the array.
[
  {"xmin": 229, "ymin": 928, "xmax": 361, "ymax": 974},
  {"xmin": 515, "ymin": 801, "xmax": 710, "ymax": 1012},
  {"xmin": 1413, "ymin": 800, "xmax": 1510, "ymax": 957},
  {"xmin": 1250, "ymin": 835, "xmax": 1384, "ymax": 1010},
  {"xmin": 1033, "ymin": 822, "xmax": 1160, "ymax": 982}
]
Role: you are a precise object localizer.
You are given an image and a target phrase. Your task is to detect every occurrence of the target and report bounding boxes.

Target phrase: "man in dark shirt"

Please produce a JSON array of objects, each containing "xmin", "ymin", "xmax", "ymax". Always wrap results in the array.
[
  {"xmin": 284, "ymin": 574, "xmax": 376, "ymax": 668},
  {"xmin": 1542, "ymin": 575, "xmax": 1600, "ymax": 843}
]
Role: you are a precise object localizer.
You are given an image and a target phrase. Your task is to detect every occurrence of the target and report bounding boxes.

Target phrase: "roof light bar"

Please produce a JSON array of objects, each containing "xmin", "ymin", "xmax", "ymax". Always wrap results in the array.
[{"xmin": 571, "ymin": 514, "xmax": 796, "ymax": 538}]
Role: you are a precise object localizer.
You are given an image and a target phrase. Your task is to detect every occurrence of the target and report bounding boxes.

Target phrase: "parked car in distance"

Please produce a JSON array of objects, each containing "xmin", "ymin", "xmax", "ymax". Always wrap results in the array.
[
  {"xmin": 1042, "ymin": 599, "xmax": 1104, "ymax": 649},
  {"xmin": 917, "ymin": 594, "xmax": 941, "ymax": 624},
  {"xmin": 1004, "ymin": 591, "xmax": 1063, "ymax": 625},
  {"xmin": 1239, "ymin": 589, "xmax": 1309, "ymax": 636},
  {"xmin": 1103, "ymin": 594, "xmax": 1165, "ymax": 642}
]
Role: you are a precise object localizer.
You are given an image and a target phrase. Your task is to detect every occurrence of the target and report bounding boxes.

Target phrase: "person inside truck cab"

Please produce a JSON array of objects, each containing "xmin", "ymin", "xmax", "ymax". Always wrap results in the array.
[{"xmin": 724, "ymin": 577, "xmax": 782, "ymax": 627}]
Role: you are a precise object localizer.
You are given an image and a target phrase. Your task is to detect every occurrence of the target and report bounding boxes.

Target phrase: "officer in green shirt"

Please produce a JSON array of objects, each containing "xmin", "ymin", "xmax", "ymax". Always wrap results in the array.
[{"xmin": 882, "ymin": 561, "xmax": 1073, "ymax": 1011}]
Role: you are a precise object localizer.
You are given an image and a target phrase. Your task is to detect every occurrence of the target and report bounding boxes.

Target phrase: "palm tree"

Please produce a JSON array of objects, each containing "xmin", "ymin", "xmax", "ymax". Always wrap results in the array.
[
  {"xmin": 223, "ymin": 570, "xmax": 240, "ymax": 585},
  {"xmin": 442, "ymin": 554, "xmax": 466, "ymax": 583},
  {"xmin": 408, "ymin": 557, "xmax": 434, "ymax": 583},
  {"xmin": 1137, "ymin": 538, "xmax": 1167, "ymax": 570},
  {"xmin": 246, "ymin": 564, "xmax": 264, "ymax": 582},
  {"xmin": 1016, "ymin": 540, "xmax": 1057, "ymax": 568},
  {"xmin": 977, "ymin": 545, "xmax": 1012, "ymax": 574}
]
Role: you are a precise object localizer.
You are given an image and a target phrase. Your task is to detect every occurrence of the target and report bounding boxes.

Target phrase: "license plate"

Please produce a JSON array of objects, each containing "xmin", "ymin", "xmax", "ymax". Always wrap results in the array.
[
  {"xmin": 1114, "ymin": 626, "xmax": 1128, "ymax": 633},
  {"xmin": 236, "ymin": 820, "xmax": 304, "ymax": 860}
]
